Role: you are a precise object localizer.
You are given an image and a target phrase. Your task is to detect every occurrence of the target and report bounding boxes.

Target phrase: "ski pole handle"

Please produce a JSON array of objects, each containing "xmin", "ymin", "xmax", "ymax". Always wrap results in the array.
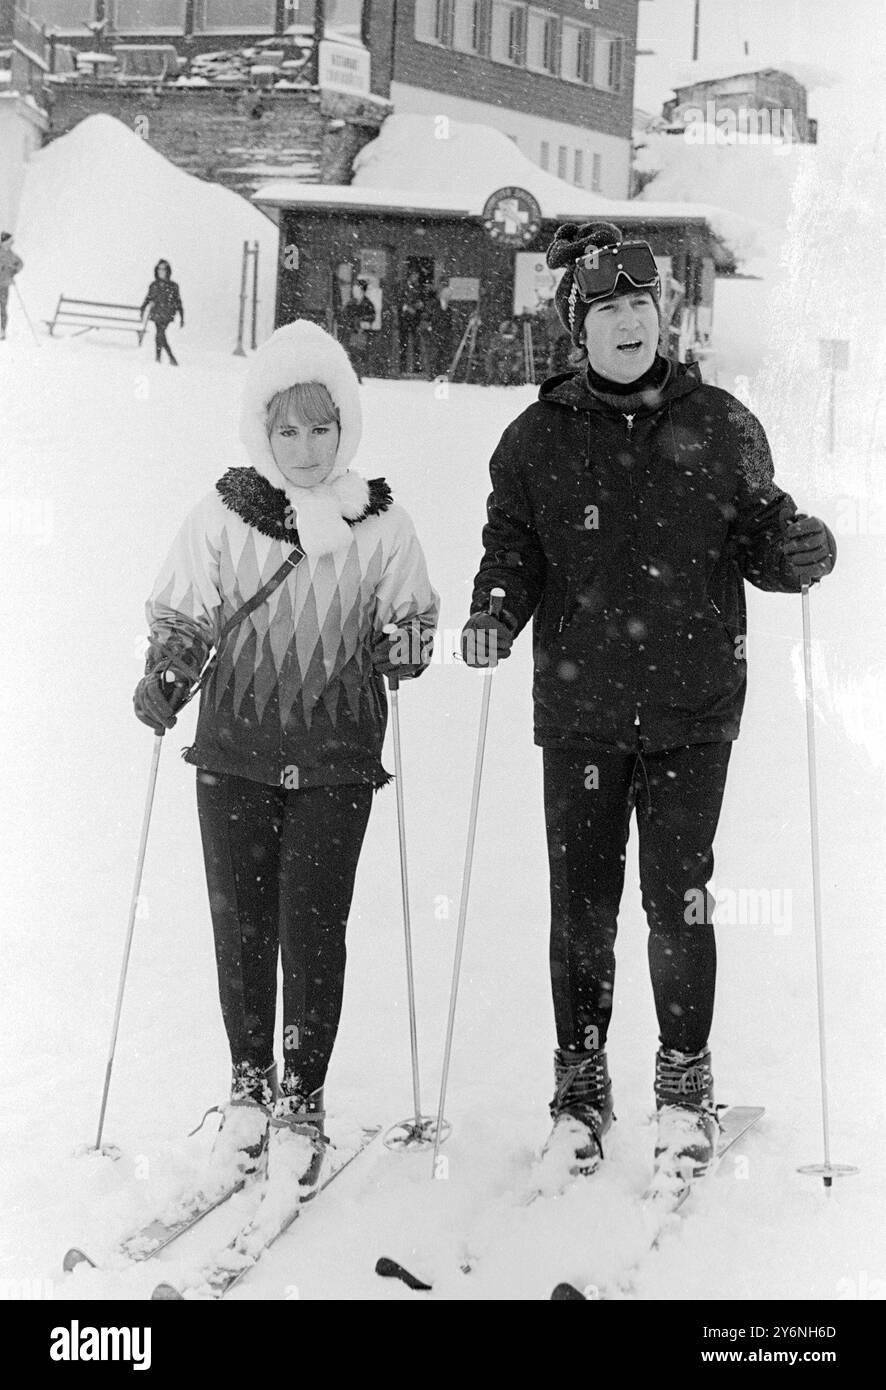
[{"xmin": 489, "ymin": 587, "xmax": 505, "ymax": 618}]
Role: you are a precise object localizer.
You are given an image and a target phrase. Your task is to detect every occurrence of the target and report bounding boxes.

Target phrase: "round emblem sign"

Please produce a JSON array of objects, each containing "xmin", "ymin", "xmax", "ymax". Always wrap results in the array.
[{"xmin": 481, "ymin": 186, "xmax": 543, "ymax": 247}]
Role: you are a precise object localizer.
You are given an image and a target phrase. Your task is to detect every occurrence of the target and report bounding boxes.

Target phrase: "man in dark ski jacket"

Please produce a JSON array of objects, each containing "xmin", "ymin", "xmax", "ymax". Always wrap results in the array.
[
  {"xmin": 461, "ymin": 222, "xmax": 836, "ymax": 1193},
  {"xmin": 141, "ymin": 258, "xmax": 184, "ymax": 365}
]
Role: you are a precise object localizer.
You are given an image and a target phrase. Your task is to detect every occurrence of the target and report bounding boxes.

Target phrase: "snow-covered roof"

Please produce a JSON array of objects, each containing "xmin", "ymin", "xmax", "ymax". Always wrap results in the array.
[
  {"xmin": 668, "ymin": 58, "xmax": 837, "ymax": 94},
  {"xmin": 253, "ymin": 115, "xmax": 709, "ymax": 227},
  {"xmin": 253, "ymin": 180, "xmax": 708, "ymax": 225}
]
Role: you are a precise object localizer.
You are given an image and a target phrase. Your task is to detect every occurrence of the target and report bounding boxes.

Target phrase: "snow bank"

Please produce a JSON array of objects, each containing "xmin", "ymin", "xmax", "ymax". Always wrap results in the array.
[
  {"xmin": 15, "ymin": 114, "xmax": 279, "ymax": 349},
  {"xmin": 351, "ymin": 112, "xmax": 711, "ymax": 223},
  {"xmin": 634, "ymin": 129, "xmax": 813, "ymax": 275}
]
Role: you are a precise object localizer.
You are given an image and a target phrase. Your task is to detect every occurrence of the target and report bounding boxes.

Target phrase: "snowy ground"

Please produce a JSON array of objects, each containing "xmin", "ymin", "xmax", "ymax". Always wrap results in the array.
[{"xmin": 1, "ymin": 285, "xmax": 884, "ymax": 1302}]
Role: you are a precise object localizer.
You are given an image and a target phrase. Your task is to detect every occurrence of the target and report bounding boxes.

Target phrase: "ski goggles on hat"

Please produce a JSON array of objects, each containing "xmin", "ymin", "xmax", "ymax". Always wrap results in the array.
[{"xmin": 573, "ymin": 240, "xmax": 660, "ymax": 302}]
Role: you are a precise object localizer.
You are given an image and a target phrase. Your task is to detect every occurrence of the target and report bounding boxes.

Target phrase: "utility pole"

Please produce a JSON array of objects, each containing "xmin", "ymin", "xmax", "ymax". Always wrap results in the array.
[{"xmin": 692, "ymin": 0, "xmax": 700, "ymax": 61}]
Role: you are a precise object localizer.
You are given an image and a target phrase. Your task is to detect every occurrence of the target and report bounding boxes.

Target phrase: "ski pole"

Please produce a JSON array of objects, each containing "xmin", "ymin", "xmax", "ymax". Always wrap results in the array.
[
  {"xmin": 94, "ymin": 727, "xmax": 166, "ymax": 1152},
  {"xmin": 794, "ymin": 581, "xmax": 858, "ymax": 1190},
  {"xmin": 12, "ymin": 282, "xmax": 42, "ymax": 348},
  {"xmin": 431, "ymin": 588, "xmax": 505, "ymax": 1177},
  {"xmin": 381, "ymin": 624, "xmax": 443, "ymax": 1151}
]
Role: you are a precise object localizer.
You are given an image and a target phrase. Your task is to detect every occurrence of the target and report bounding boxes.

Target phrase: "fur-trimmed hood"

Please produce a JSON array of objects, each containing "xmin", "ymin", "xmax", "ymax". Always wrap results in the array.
[{"xmin": 239, "ymin": 319, "xmax": 369, "ymax": 558}]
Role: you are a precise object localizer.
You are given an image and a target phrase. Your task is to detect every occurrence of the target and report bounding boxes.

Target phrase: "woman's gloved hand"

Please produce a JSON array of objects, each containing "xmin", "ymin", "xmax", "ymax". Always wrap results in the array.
[{"xmin": 133, "ymin": 668, "xmax": 192, "ymax": 733}]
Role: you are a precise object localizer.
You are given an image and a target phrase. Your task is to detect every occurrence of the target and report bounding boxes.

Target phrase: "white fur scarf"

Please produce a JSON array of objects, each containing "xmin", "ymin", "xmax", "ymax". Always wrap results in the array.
[{"xmin": 239, "ymin": 320, "xmax": 370, "ymax": 557}]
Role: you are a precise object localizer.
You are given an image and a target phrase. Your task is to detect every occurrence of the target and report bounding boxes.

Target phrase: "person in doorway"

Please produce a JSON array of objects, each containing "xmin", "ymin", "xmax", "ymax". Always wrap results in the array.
[
  {"xmin": 461, "ymin": 221, "xmax": 836, "ymax": 1198},
  {"xmin": 397, "ymin": 270, "xmax": 426, "ymax": 376},
  {"xmin": 338, "ymin": 278, "xmax": 376, "ymax": 383},
  {"xmin": 141, "ymin": 258, "xmax": 184, "ymax": 365},
  {"xmin": 134, "ymin": 320, "xmax": 438, "ymax": 1189},
  {"xmin": 0, "ymin": 231, "xmax": 24, "ymax": 341}
]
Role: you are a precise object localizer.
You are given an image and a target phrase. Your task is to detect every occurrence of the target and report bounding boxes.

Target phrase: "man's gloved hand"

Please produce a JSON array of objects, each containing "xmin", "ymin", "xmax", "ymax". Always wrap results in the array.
[
  {"xmin": 780, "ymin": 503, "xmax": 836, "ymax": 584},
  {"xmin": 460, "ymin": 612, "xmax": 515, "ymax": 668},
  {"xmin": 371, "ymin": 620, "xmax": 432, "ymax": 679},
  {"xmin": 133, "ymin": 668, "xmax": 192, "ymax": 733}
]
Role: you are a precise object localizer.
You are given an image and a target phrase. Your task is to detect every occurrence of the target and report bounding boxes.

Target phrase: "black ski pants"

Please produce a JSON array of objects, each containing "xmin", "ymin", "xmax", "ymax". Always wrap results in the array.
[
  {"xmin": 196, "ymin": 769, "xmax": 373, "ymax": 1096},
  {"xmin": 153, "ymin": 318, "xmax": 177, "ymax": 363},
  {"xmin": 543, "ymin": 741, "xmax": 732, "ymax": 1056}
]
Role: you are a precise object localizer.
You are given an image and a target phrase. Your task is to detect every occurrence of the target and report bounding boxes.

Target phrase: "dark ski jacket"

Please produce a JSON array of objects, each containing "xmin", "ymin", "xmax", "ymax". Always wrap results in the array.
[
  {"xmin": 141, "ymin": 266, "xmax": 184, "ymax": 326},
  {"xmin": 470, "ymin": 357, "xmax": 833, "ymax": 753}
]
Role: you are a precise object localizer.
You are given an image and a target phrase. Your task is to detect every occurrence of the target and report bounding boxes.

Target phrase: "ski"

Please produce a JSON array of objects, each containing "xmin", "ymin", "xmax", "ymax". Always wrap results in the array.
[
  {"xmin": 549, "ymin": 1105, "xmax": 765, "ymax": 1300},
  {"xmin": 151, "ymin": 1126, "xmax": 381, "ymax": 1300},
  {"xmin": 375, "ymin": 1256, "xmax": 433, "ymax": 1291},
  {"xmin": 62, "ymin": 1171, "xmax": 256, "ymax": 1274}
]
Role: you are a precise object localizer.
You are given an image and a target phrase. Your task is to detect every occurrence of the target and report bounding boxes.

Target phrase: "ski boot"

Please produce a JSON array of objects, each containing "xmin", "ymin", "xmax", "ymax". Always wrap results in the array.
[
  {"xmin": 541, "ymin": 1048, "xmax": 614, "ymax": 1179},
  {"xmin": 200, "ymin": 1062, "xmax": 277, "ymax": 1184},
  {"xmin": 651, "ymin": 1045, "xmax": 720, "ymax": 1198},
  {"xmin": 269, "ymin": 1077, "xmax": 329, "ymax": 1191}
]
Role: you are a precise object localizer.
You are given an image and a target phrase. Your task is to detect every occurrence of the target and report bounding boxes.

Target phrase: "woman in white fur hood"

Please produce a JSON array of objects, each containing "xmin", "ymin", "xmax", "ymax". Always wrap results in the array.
[{"xmin": 134, "ymin": 319, "xmax": 439, "ymax": 1178}]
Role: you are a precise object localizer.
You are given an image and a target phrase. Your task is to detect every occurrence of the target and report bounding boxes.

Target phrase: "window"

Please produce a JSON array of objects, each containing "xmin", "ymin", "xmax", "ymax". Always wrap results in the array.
[
  {"xmin": 591, "ymin": 152, "xmax": 602, "ymax": 191},
  {"xmin": 490, "ymin": 0, "xmax": 523, "ymax": 65},
  {"xmin": 414, "ymin": 0, "xmax": 449, "ymax": 44},
  {"xmin": 593, "ymin": 31, "xmax": 623, "ymax": 92},
  {"xmin": 557, "ymin": 145, "xmax": 567, "ymax": 179},
  {"xmin": 25, "ymin": 0, "xmax": 94, "ymax": 30},
  {"xmin": 526, "ymin": 7, "xmax": 556, "ymax": 74},
  {"xmin": 452, "ymin": 0, "xmax": 480, "ymax": 53},
  {"xmin": 195, "ymin": 1, "xmax": 275, "ymax": 33},
  {"xmin": 111, "ymin": 0, "xmax": 188, "ymax": 30},
  {"xmin": 573, "ymin": 148, "xmax": 584, "ymax": 185},
  {"xmin": 540, "ymin": 140, "xmax": 549, "ymax": 170},
  {"xmin": 325, "ymin": 0, "xmax": 363, "ymax": 43},
  {"xmin": 561, "ymin": 20, "xmax": 591, "ymax": 84}
]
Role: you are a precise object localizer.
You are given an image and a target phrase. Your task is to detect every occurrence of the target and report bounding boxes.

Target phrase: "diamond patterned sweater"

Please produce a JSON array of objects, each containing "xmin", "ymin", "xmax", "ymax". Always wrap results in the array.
[{"xmin": 145, "ymin": 470, "xmax": 439, "ymax": 788}]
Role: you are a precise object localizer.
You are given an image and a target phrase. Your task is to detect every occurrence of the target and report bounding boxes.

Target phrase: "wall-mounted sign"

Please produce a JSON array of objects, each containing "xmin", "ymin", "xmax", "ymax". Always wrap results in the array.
[
  {"xmin": 481, "ymin": 187, "xmax": 543, "ymax": 247},
  {"xmin": 317, "ymin": 39, "xmax": 370, "ymax": 96},
  {"xmin": 513, "ymin": 253, "xmax": 562, "ymax": 315}
]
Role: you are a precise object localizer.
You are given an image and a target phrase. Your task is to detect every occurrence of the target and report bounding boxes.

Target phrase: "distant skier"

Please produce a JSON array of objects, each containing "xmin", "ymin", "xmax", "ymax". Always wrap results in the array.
[
  {"xmin": 462, "ymin": 221, "xmax": 836, "ymax": 1196},
  {"xmin": 140, "ymin": 258, "xmax": 184, "ymax": 365},
  {"xmin": 0, "ymin": 231, "xmax": 24, "ymax": 341},
  {"xmin": 134, "ymin": 320, "xmax": 438, "ymax": 1189}
]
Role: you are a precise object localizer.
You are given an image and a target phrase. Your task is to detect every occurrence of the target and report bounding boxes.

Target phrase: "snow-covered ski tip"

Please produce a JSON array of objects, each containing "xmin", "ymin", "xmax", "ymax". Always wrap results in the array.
[
  {"xmin": 550, "ymin": 1105, "xmax": 764, "ymax": 1301},
  {"xmin": 151, "ymin": 1126, "xmax": 380, "ymax": 1300},
  {"xmin": 62, "ymin": 1171, "xmax": 252, "ymax": 1274}
]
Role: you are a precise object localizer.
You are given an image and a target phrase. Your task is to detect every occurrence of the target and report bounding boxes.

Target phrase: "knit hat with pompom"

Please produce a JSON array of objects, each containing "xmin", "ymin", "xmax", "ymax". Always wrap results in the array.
[{"xmin": 547, "ymin": 221, "xmax": 659, "ymax": 344}]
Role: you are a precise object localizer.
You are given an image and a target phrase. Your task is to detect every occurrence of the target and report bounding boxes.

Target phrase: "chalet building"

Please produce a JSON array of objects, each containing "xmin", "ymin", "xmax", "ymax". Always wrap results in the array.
[
  {"xmin": 2, "ymin": 2, "xmax": 640, "ymax": 199},
  {"xmin": 662, "ymin": 66, "xmax": 817, "ymax": 144}
]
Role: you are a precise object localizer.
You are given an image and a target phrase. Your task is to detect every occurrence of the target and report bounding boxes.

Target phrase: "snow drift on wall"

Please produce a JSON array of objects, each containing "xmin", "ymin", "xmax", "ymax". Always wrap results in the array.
[{"xmin": 14, "ymin": 114, "xmax": 280, "ymax": 350}]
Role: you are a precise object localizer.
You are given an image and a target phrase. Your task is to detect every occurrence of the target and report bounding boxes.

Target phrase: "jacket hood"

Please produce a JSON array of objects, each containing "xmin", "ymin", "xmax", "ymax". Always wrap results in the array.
[
  {"xmin": 238, "ymin": 318, "xmax": 368, "ymax": 557},
  {"xmin": 153, "ymin": 260, "xmax": 173, "ymax": 279},
  {"xmin": 538, "ymin": 355, "xmax": 702, "ymax": 416}
]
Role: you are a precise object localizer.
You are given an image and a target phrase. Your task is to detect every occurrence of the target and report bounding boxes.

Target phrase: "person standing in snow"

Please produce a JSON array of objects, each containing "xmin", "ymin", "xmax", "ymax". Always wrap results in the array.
[
  {"xmin": 461, "ymin": 221, "xmax": 836, "ymax": 1193},
  {"xmin": 140, "ymin": 258, "xmax": 184, "ymax": 365},
  {"xmin": 0, "ymin": 231, "xmax": 24, "ymax": 341},
  {"xmin": 134, "ymin": 320, "xmax": 438, "ymax": 1186}
]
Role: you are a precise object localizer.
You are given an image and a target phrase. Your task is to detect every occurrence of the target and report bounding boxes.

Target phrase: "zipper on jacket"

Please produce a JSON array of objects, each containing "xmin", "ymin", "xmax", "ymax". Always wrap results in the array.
[{"xmin": 624, "ymin": 413, "xmax": 635, "ymax": 438}]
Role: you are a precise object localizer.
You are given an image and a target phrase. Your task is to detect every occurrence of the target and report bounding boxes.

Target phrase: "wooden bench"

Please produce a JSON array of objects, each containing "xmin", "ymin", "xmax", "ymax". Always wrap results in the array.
[{"xmin": 44, "ymin": 296, "xmax": 149, "ymax": 344}]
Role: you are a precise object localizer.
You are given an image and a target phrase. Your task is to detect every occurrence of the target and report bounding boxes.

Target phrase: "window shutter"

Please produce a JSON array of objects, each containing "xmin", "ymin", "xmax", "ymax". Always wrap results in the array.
[
  {"xmin": 609, "ymin": 36, "xmax": 623, "ymax": 92},
  {"xmin": 580, "ymin": 28, "xmax": 591, "ymax": 84}
]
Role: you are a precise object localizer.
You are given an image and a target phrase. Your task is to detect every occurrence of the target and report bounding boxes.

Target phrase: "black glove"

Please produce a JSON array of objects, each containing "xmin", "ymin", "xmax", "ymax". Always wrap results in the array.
[
  {"xmin": 133, "ymin": 668, "xmax": 191, "ymax": 733},
  {"xmin": 781, "ymin": 505, "xmax": 836, "ymax": 584},
  {"xmin": 461, "ymin": 612, "xmax": 515, "ymax": 668},
  {"xmin": 371, "ymin": 620, "xmax": 432, "ymax": 679}
]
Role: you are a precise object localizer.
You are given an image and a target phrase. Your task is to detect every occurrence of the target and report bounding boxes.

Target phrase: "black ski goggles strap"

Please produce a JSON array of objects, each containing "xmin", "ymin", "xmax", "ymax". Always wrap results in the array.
[{"xmin": 572, "ymin": 241, "xmax": 660, "ymax": 302}]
